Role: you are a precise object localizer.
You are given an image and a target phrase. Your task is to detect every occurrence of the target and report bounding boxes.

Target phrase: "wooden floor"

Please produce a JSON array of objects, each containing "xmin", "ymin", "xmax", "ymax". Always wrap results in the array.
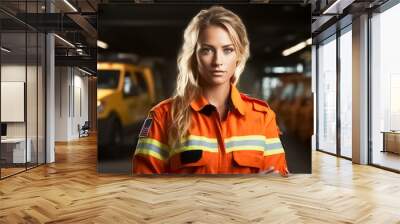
[
  {"xmin": 1, "ymin": 167, "xmax": 26, "ymax": 178},
  {"xmin": 1, "ymin": 135, "xmax": 400, "ymax": 223},
  {"xmin": 373, "ymin": 151, "xmax": 400, "ymax": 171}
]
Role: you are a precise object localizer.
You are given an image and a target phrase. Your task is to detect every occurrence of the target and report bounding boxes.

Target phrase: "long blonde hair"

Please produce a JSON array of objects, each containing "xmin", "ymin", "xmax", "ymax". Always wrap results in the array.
[{"xmin": 169, "ymin": 6, "xmax": 250, "ymax": 147}]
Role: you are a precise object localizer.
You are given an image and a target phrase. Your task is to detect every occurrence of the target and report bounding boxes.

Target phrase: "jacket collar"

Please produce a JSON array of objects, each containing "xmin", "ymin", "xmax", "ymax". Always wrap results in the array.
[{"xmin": 190, "ymin": 84, "xmax": 245, "ymax": 116}]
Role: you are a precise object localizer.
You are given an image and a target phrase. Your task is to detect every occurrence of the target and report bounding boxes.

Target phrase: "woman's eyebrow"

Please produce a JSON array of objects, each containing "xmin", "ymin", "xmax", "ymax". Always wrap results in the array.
[{"xmin": 199, "ymin": 43, "xmax": 234, "ymax": 48}]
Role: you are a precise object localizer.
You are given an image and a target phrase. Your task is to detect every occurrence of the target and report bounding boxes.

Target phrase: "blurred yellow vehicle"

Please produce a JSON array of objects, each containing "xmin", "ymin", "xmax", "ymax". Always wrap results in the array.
[{"xmin": 97, "ymin": 62, "xmax": 156, "ymax": 146}]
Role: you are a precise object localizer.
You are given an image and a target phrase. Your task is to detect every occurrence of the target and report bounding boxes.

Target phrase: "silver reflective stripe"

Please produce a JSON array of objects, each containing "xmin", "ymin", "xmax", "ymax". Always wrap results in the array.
[{"xmin": 265, "ymin": 141, "xmax": 283, "ymax": 151}]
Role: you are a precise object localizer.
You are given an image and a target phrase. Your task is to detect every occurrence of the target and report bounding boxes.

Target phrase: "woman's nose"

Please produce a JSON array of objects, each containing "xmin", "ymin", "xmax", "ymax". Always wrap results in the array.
[{"xmin": 212, "ymin": 50, "xmax": 223, "ymax": 66}]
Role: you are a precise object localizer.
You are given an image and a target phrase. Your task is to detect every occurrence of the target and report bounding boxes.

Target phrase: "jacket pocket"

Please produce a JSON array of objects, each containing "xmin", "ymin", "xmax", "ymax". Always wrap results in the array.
[
  {"xmin": 232, "ymin": 150, "xmax": 263, "ymax": 169},
  {"xmin": 170, "ymin": 150, "xmax": 208, "ymax": 172}
]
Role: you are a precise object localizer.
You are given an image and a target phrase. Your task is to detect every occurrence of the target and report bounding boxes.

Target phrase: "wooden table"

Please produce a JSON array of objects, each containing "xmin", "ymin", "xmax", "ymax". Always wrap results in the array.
[
  {"xmin": 1, "ymin": 138, "xmax": 32, "ymax": 164},
  {"xmin": 381, "ymin": 131, "xmax": 400, "ymax": 154}
]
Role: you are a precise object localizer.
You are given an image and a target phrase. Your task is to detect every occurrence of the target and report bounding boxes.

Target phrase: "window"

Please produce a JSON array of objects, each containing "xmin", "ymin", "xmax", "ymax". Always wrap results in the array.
[
  {"xmin": 317, "ymin": 35, "xmax": 337, "ymax": 154},
  {"xmin": 135, "ymin": 71, "xmax": 148, "ymax": 93},
  {"xmin": 0, "ymin": 1, "xmax": 46, "ymax": 179},
  {"xmin": 339, "ymin": 27, "xmax": 352, "ymax": 158},
  {"xmin": 370, "ymin": 3, "xmax": 400, "ymax": 171},
  {"xmin": 97, "ymin": 70, "xmax": 120, "ymax": 89}
]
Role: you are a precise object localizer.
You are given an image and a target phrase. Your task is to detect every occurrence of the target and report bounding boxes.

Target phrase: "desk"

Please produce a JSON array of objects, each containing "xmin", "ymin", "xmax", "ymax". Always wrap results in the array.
[
  {"xmin": 382, "ymin": 131, "xmax": 400, "ymax": 154},
  {"xmin": 1, "ymin": 138, "xmax": 31, "ymax": 163}
]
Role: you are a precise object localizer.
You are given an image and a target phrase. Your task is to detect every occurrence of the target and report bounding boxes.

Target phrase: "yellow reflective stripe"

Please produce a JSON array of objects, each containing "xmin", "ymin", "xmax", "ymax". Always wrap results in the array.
[
  {"xmin": 138, "ymin": 138, "xmax": 170, "ymax": 151},
  {"xmin": 135, "ymin": 148, "xmax": 166, "ymax": 161},
  {"xmin": 171, "ymin": 146, "xmax": 218, "ymax": 156},
  {"xmin": 224, "ymin": 135, "xmax": 266, "ymax": 142},
  {"xmin": 265, "ymin": 138, "xmax": 281, "ymax": 144},
  {"xmin": 185, "ymin": 135, "xmax": 218, "ymax": 144},
  {"xmin": 264, "ymin": 148, "xmax": 285, "ymax": 156},
  {"xmin": 225, "ymin": 146, "xmax": 265, "ymax": 153}
]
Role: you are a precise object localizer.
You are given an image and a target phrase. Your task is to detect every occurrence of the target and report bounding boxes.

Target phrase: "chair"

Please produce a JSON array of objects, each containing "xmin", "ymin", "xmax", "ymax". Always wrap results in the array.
[{"xmin": 79, "ymin": 121, "xmax": 90, "ymax": 138}]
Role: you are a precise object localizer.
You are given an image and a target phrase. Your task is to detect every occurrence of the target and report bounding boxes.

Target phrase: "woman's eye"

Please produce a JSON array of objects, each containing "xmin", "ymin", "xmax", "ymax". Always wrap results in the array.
[
  {"xmin": 223, "ymin": 48, "xmax": 234, "ymax": 54},
  {"xmin": 200, "ymin": 48, "xmax": 212, "ymax": 54}
]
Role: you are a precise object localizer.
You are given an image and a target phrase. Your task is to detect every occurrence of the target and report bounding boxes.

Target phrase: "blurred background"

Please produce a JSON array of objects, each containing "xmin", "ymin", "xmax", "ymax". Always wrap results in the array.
[{"xmin": 97, "ymin": 3, "xmax": 312, "ymax": 173}]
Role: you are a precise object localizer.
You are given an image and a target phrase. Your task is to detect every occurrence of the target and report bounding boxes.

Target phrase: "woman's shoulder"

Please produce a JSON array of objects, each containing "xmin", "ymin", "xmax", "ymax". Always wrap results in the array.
[
  {"xmin": 150, "ymin": 98, "xmax": 174, "ymax": 115},
  {"xmin": 240, "ymin": 93, "xmax": 273, "ymax": 114}
]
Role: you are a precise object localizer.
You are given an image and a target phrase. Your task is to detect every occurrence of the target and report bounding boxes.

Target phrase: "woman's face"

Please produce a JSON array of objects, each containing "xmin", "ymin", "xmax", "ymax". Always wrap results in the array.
[{"xmin": 196, "ymin": 25, "xmax": 238, "ymax": 87}]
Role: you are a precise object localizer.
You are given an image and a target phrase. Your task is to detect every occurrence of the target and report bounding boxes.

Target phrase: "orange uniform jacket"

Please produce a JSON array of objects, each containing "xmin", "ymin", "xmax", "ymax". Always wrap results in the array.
[{"xmin": 132, "ymin": 84, "xmax": 288, "ymax": 175}]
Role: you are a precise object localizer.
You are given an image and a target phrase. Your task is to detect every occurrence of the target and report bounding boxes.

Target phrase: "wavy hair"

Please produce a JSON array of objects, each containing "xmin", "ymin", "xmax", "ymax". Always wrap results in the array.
[{"xmin": 168, "ymin": 6, "xmax": 250, "ymax": 147}]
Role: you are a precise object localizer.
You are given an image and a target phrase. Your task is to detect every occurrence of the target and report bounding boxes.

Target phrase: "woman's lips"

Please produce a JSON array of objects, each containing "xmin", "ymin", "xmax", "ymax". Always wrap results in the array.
[{"xmin": 211, "ymin": 70, "xmax": 226, "ymax": 74}]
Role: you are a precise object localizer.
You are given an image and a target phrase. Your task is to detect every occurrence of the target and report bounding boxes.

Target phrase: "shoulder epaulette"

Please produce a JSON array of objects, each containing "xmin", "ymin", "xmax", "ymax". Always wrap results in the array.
[
  {"xmin": 241, "ymin": 94, "xmax": 269, "ymax": 113},
  {"xmin": 150, "ymin": 98, "xmax": 173, "ymax": 112}
]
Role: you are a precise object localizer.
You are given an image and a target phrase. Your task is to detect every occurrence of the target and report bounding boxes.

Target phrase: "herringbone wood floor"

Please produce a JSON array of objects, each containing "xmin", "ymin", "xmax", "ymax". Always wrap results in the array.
[{"xmin": 1, "ymin": 135, "xmax": 400, "ymax": 224}]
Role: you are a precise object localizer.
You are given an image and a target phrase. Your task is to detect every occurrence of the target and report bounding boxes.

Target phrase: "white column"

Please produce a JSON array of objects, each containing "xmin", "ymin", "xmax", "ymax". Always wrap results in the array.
[
  {"xmin": 46, "ymin": 0, "xmax": 55, "ymax": 163},
  {"xmin": 352, "ymin": 14, "xmax": 369, "ymax": 164}
]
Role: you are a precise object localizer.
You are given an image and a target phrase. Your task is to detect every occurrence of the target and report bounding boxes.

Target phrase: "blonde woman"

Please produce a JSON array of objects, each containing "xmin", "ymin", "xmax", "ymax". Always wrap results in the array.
[{"xmin": 132, "ymin": 6, "xmax": 288, "ymax": 176}]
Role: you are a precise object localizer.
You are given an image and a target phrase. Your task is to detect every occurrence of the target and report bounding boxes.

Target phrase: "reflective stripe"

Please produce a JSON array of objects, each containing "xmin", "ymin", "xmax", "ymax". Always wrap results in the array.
[
  {"xmin": 184, "ymin": 135, "xmax": 218, "ymax": 144},
  {"xmin": 171, "ymin": 135, "xmax": 218, "ymax": 155},
  {"xmin": 135, "ymin": 138, "xmax": 170, "ymax": 160},
  {"xmin": 138, "ymin": 138, "xmax": 170, "ymax": 151},
  {"xmin": 161, "ymin": 135, "xmax": 285, "ymax": 156},
  {"xmin": 264, "ymin": 148, "xmax": 285, "ymax": 156},
  {"xmin": 225, "ymin": 136, "xmax": 284, "ymax": 155},
  {"xmin": 264, "ymin": 138, "xmax": 284, "ymax": 156},
  {"xmin": 264, "ymin": 138, "xmax": 285, "ymax": 156},
  {"xmin": 182, "ymin": 139, "xmax": 218, "ymax": 149},
  {"xmin": 265, "ymin": 138, "xmax": 281, "ymax": 144},
  {"xmin": 265, "ymin": 142, "xmax": 283, "ymax": 151},
  {"xmin": 225, "ymin": 136, "xmax": 266, "ymax": 153},
  {"xmin": 224, "ymin": 135, "xmax": 265, "ymax": 142}
]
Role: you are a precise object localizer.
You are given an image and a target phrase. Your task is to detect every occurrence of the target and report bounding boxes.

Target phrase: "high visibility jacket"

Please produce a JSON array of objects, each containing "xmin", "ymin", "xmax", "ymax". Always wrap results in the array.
[{"xmin": 132, "ymin": 84, "xmax": 288, "ymax": 175}]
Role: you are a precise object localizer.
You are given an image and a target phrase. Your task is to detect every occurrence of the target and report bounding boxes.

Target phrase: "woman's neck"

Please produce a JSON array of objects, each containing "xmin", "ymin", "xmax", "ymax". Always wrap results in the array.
[{"xmin": 202, "ymin": 82, "xmax": 231, "ymax": 120}]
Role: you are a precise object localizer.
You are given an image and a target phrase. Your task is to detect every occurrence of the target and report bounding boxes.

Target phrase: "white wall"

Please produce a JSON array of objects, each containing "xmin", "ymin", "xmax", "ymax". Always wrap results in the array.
[
  {"xmin": 55, "ymin": 66, "xmax": 69, "ymax": 141},
  {"xmin": 55, "ymin": 67, "xmax": 89, "ymax": 141},
  {"xmin": 1, "ymin": 65, "xmax": 29, "ymax": 138},
  {"xmin": 1, "ymin": 63, "xmax": 45, "ymax": 163}
]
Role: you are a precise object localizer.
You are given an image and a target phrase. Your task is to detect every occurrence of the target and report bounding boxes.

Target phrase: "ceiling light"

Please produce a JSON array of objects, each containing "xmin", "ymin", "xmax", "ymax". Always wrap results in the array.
[
  {"xmin": 1, "ymin": 47, "xmax": 11, "ymax": 53},
  {"xmin": 76, "ymin": 49, "xmax": 84, "ymax": 55},
  {"xmin": 282, "ymin": 38, "xmax": 312, "ymax": 57},
  {"xmin": 272, "ymin": 67, "xmax": 286, "ymax": 74},
  {"xmin": 54, "ymin": 34, "xmax": 75, "ymax": 48},
  {"xmin": 63, "ymin": 0, "xmax": 78, "ymax": 12},
  {"xmin": 322, "ymin": 0, "xmax": 354, "ymax": 15},
  {"xmin": 97, "ymin": 40, "xmax": 109, "ymax": 49},
  {"xmin": 78, "ymin": 67, "xmax": 93, "ymax": 76}
]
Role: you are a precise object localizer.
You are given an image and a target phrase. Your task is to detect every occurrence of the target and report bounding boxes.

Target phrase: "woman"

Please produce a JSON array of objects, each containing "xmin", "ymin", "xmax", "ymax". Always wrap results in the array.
[{"xmin": 132, "ymin": 6, "xmax": 288, "ymax": 176}]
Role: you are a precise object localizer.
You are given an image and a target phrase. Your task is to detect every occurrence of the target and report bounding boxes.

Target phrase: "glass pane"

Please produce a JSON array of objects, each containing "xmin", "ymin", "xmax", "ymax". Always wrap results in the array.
[
  {"xmin": 340, "ymin": 28, "xmax": 352, "ymax": 158},
  {"xmin": 1, "ymin": 31, "xmax": 27, "ymax": 177},
  {"xmin": 371, "ymin": 3, "xmax": 400, "ymax": 171},
  {"xmin": 317, "ymin": 36, "xmax": 337, "ymax": 154},
  {"xmin": 27, "ymin": 31, "xmax": 38, "ymax": 169}
]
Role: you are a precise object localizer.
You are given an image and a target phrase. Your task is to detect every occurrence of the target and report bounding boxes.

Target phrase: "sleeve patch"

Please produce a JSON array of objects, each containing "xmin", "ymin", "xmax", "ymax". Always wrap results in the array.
[{"xmin": 139, "ymin": 117, "xmax": 153, "ymax": 138}]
